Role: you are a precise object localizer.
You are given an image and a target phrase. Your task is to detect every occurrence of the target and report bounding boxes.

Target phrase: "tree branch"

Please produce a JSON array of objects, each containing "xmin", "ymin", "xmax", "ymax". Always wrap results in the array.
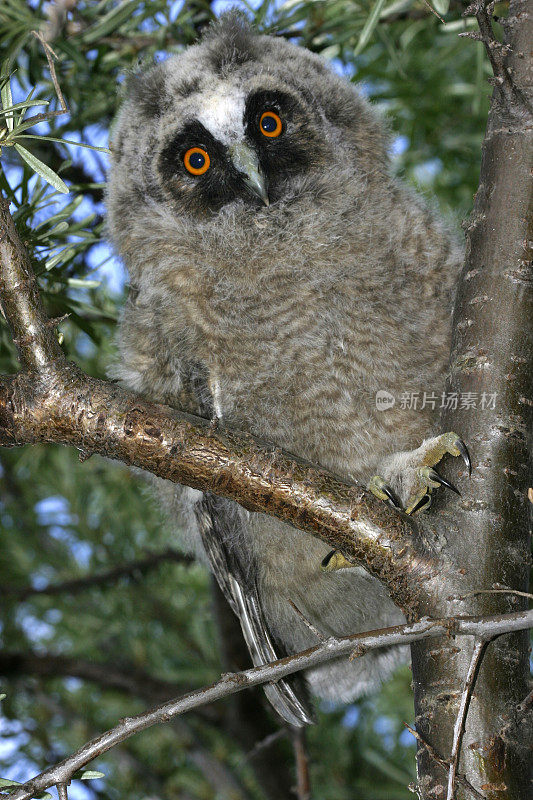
[
  {"xmin": 404, "ymin": 725, "xmax": 485, "ymax": 800},
  {"xmin": 3, "ymin": 548, "xmax": 193, "ymax": 600},
  {"xmin": 0, "ymin": 186, "xmax": 437, "ymax": 614},
  {"xmin": 410, "ymin": 1, "xmax": 533, "ymax": 794},
  {"xmin": 7, "ymin": 611, "xmax": 532, "ymax": 800},
  {"xmin": 446, "ymin": 638, "xmax": 488, "ymax": 800},
  {"xmin": 0, "ymin": 651, "xmax": 190, "ymax": 706},
  {"xmin": 0, "ymin": 192, "xmax": 64, "ymax": 371}
]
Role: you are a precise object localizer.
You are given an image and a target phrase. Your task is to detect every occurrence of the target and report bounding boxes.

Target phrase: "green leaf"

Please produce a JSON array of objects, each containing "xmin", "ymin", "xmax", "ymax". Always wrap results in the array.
[
  {"xmin": 0, "ymin": 779, "xmax": 19, "ymax": 788},
  {"xmin": 0, "ymin": 779, "xmax": 52, "ymax": 800},
  {"xmin": 67, "ymin": 278, "xmax": 102, "ymax": 289},
  {"xmin": 0, "ymin": 99, "xmax": 48, "ymax": 117},
  {"xmin": 432, "ymin": 0, "xmax": 450, "ymax": 15},
  {"xmin": 17, "ymin": 135, "xmax": 110, "ymax": 154},
  {"xmin": 80, "ymin": 771, "xmax": 105, "ymax": 780},
  {"xmin": 14, "ymin": 144, "xmax": 69, "ymax": 194},
  {"xmin": 81, "ymin": 0, "xmax": 143, "ymax": 43},
  {"xmin": 0, "ymin": 693, "xmax": 6, "ymax": 700},
  {"xmin": 354, "ymin": 0, "xmax": 388, "ymax": 56},
  {"xmin": 0, "ymin": 75, "xmax": 14, "ymax": 132},
  {"xmin": 45, "ymin": 247, "xmax": 76, "ymax": 270}
]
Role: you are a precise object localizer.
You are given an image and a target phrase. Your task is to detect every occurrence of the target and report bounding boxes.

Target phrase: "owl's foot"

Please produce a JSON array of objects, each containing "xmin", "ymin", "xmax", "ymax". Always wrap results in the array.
[
  {"xmin": 321, "ymin": 433, "xmax": 470, "ymax": 573},
  {"xmin": 321, "ymin": 550, "xmax": 354, "ymax": 572},
  {"xmin": 369, "ymin": 432, "xmax": 471, "ymax": 515}
]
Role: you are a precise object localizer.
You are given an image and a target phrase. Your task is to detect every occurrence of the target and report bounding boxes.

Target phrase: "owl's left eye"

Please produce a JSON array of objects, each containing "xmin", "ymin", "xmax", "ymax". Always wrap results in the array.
[
  {"xmin": 259, "ymin": 111, "xmax": 282, "ymax": 138},
  {"xmin": 184, "ymin": 147, "xmax": 210, "ymax": 175}
]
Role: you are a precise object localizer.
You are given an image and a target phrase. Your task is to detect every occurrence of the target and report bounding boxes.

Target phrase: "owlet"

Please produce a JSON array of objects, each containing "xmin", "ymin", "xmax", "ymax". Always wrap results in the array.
[{"xmin": 107, "ymin": 13, "xmax": 468, "ymax": 726}]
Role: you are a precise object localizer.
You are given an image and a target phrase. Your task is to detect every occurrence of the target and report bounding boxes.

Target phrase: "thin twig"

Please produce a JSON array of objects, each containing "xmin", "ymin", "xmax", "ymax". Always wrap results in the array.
[
  {"xmin": 243, "ymin": 729, "xmax": 287, "ymax": 762},
  {"xmin": 288, "ymin": 599, "xmax": 327, "ymax": 643},
  {"xmin": 422, "ymin": 0, "xmax": 445, "ymax": 24},
  {"xmin": 15, "ymin": 32, "xmax": 70, "ymax": 129},
  {"xmin": 291, "ymin": 727, "xmax": 311, "ymax": 800},
  {"xmin": 56, "ymin": 783, "xmax": 69, "ymax": 800},
  {"xmin": 4, "ymin": 548, "xmax": 193, "ymax": 600},
  {"xmin": 462, "ymin": 0, "xmax": 533, "ymax": 112},
  {"xmin": 446, "ymin": 638, "xmax": 488, "ymax": 800},
  {"xmin": 404, "ymin": 725, "xmax": 486, "ymax": 800},
  {"xmin": 7, "ymin": 611, "xmax": 532, "ymax": 800},
  {"xmin": 32, "ymin": 32, "xmax": 67, "ymax": 113},
  {"xmin": 452, "ymin": 588, "xmax": 533, "ymax": 603}
]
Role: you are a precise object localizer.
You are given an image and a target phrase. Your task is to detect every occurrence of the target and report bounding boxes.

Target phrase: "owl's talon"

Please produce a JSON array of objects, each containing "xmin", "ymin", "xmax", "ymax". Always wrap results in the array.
[
  {"xmin": 423, "ymin": 467, "xmax": 461, "ymax": 496},
  {"xmin": 368, "ymin": 475, "xmax": 402, "ymax": 509},
  {"xmin": 424, "ymin": 432, "xmax": 471, "ymax": 476},
  {"xmin": 456, "ymin": 438, "xmax": 472, "ymax": 475},
  {"xmin": 373, "ymin": 432, "xmax": 471, "ymax": 515},
  {"xmin": 409, "ymin": 493, "xmax": 432, "ymax": 514},
  {"xmin": 321, "ymin": 550, "xmax": 355, "ymax": 572}
]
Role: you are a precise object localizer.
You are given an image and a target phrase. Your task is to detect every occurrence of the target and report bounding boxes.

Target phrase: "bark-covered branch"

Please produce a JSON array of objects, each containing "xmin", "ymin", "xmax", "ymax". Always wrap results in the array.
[
  {"xmin": 0, "ymin": 364, "xmax": 435, "ymax": 610},
  {"xmin": 3, "ymin": 548, "xmax": 193, "ymax": 600},
  {"xmin": 8, "ymin": 610, "xmax": 532, "ymax": 800},
  {"xmin": 0, "ymin": 650, "xmax": 190, "ymax": 706},
  {"xmin": 0, "ymin": 185, "xmax": 436, "ymax": 613}
]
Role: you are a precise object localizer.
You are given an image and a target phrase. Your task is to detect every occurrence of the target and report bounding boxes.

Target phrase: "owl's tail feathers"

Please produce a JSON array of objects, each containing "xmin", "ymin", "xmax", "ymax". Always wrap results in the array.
[
  {"xmin": 229, "ymin": 576, "xmax": 315, "ymax": 728},
  {"xmin": 195, "ymin": 494, "xmax": 313, "ymax": 726},
  {"xmin": 262, "ymin": 678, "xmax": 314, "ymax": 729}
]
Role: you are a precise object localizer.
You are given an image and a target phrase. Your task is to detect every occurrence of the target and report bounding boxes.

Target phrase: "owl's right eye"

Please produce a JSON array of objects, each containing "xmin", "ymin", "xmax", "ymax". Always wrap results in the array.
[{"xmin": 184, "ymin": 147, "xmax": 210, "ymax": 175}]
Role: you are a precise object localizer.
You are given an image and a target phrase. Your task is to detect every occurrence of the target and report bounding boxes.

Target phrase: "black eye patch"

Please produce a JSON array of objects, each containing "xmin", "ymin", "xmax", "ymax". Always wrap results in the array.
[
  {"xmin": 157, "ymin": 121, "xmax": 253, "ymax": 213},
  {"xmin": 244, "ymin": 89, "xmax": 323, "ymax": 180},
  {"xmin": 158, "ymin": 121, "xmax": 225, "ymax": 181}
]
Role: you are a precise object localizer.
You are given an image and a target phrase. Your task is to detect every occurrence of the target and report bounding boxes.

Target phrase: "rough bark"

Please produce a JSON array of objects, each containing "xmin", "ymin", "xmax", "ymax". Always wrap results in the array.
[{"xmin": 410, "ymin": 2, "xmax": 533, "ymax": 796}]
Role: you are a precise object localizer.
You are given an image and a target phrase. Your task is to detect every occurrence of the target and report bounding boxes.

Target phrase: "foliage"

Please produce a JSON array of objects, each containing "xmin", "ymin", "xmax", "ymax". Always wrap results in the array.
[{"xmin": 0, "ymin": 1, "xmax": 493, "ymax": 798}]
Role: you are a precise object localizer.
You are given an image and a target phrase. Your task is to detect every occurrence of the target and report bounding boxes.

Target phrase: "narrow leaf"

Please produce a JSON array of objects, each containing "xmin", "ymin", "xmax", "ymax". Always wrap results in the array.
[
  {"xmin": 80, "ymin": 771, "xmax": 105, "ymax": 780},
  {"xmin": 432, "ymin": 0, "xmax": 450, "ymax": 14},
  {"xmin": 67, "ymin": 278, "xmax": 102, "ymax": 289},
  {"xmin": 354, "ymin": 0, "xmax": 388, "ymax": 56},
  {"xmin": 82, "ymin": 0, "xmax": 142, "ymax": 43},
  {"xmin": 0, "ymin": 75, "xmax": 14, "ymax": 131},
  {"xmin": 14, "ymin": 144, "xmax": 69, "ymax": 194},
  {"xmin": 17, "ymin": 134, "xmax": 110, "ymax": 154},
  {"xmin": 0, "ymin": 99, "xmax": 48, "ymax": 118}
]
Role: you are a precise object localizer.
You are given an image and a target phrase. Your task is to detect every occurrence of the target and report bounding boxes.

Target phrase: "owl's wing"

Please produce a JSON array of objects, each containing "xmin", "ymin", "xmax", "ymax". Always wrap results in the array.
[{"xmin": 195, "ymin": 492, "xmax": 314, "ymax": 728}]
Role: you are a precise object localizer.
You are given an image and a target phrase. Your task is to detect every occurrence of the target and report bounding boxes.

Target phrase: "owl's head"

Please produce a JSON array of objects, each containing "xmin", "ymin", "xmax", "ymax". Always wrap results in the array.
[{"xmin": 108, "ymin": 13, "xmax": 389, "ymax": 228}]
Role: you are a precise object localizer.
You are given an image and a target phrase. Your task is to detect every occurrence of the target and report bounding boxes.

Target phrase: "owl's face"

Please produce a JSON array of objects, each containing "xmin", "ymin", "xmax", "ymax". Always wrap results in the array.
[
  {"xmin": 109, "ymin": 14, "xmax": 389, "ymax": 226},
  {"xmin": 157, "ymin": 83, "xmax": 324, "ymax": 213}
]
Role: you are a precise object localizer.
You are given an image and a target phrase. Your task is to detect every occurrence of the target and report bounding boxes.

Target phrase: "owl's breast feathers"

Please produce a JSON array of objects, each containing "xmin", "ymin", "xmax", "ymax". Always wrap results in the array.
[{"xmin": 146, "ymin": 237, "xmax": 453, "ymax": 477}]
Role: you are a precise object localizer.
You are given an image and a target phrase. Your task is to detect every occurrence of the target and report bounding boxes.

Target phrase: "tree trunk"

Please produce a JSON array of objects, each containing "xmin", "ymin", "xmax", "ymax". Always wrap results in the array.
[{"xmin": 410, "ymin": 1, "xmax": 533, "ymax": 796}]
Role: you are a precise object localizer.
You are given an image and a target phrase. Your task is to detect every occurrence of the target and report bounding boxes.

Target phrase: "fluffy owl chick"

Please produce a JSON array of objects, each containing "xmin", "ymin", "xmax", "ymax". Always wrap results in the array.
[{"xmin": 107, "ymin": 13, "xmax": 464, "ymax": 725}]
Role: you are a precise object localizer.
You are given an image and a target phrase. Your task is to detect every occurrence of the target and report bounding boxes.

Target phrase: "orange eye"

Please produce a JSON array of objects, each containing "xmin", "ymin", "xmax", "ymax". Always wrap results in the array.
[
  {"xmin": 259, "ymin": 111, "xmax": 282, "ymax": 138},
  {"xmin": 184, "ymin": 147, "xmax": 210, "ymax": 175}
]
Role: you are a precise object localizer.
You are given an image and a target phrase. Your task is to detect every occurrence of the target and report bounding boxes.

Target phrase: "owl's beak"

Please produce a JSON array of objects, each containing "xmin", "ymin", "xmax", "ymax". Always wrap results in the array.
[{"xmin": 229, "ymin": 142, "xmax": 269, "ymax": 206}]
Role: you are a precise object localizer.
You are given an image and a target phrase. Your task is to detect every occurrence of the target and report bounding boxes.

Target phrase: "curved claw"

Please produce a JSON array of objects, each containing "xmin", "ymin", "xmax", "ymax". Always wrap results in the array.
[
  {"xmin": 321, "ymin": 549, "xmax": 355, "ymax": 572},
  {"xmin": 428, "ymin": 468, "xmax": 461, "ymax": 496},
  {"xmin": 456, "ymin": 438, "xmax": 472, "ymax": 476},
  {"xmin": 409, "ymin": 493, "xmax": 432, "ymax": 515},
  {"xmin": 380, "ymin": 484, "xmax": 402, "ymax": 509}
]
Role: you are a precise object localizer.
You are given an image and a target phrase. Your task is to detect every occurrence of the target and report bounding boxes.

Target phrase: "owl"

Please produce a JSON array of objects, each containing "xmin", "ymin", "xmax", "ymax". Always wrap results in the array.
[{"xmin": 107, "ymin": 13, "xmax": 468, "ymax": 726}]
